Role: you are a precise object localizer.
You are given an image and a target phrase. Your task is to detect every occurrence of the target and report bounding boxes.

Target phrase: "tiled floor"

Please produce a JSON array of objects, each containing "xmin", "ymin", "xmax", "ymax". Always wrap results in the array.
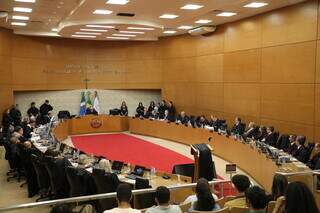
[{"xmin": 0, "ymin": 132, "xmax": 257, "ymax": 212}]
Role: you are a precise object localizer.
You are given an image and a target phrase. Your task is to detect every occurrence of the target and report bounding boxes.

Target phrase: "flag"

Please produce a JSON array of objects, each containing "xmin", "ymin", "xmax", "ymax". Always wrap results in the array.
[
  {"xmin": 86, "ymin": 91, "xmax": 92, "ymax": 108},
  {"xmin": 79, "ymin": 92, "xmax": 86, "ymax": 116},
  {"xmin": 93, "ymin": 91, "xmax": 100, "ymax": 114}
]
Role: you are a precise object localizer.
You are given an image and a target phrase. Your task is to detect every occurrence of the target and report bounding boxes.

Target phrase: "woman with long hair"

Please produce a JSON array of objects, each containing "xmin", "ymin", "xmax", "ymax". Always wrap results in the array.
[{"xmin": 271, "ymin": 174, "xmax": 288, "ymax": 201}]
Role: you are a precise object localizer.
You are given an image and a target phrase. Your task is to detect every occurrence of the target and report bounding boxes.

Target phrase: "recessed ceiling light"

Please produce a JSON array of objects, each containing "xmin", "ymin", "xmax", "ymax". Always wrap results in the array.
[
  {"xmin": 217, "ymin": 12, "xmax": 237, "ymax": 17},
  {"xmin": 119, "ymin": 30, "xmax": 145, "ymax": 34},
  {"xmin": 127, "ymin": 27, "xmax": 154, "ymax": 31},
  {"xmin": 159, "ymin": 14, "xmax": 178, "ymax": 19},
  {"xmin": 51, "ymin": 28, "xmax": 58, "ymax": 32},
  {"xmin": 13, "ymin": 7, "xmax": 32, "ymax": 13},
  {"xmin": 106, "ymin": 0, "xmax": 129, "ymax": 5},
  {"xmin": 14, "ymin": 0, "xmax": 36, "ymax": 3},
  {"xmin": 244, "ymin": 2, "xmax": 268, "ymax": 8},
  {"xmin": 12, "ymin": 15, "xmax": 29, "ymax": 20},
  {"xmin": 72, "ymin": 35, "xmax": 96, "ymax": 38},
  {"xmin": 86, "ymin": 25, "xmax": 115, "ymax": 28},
  {"xmin": 163, "ymin": 30, "xmax": 176, "ymax": 34},
  {"xmin": 112, "ymin": 34, "xmax": 136, "ymax": 37},
  {"xmin": 93, "ymin": 9, "xmax": 113, "ymax": 15},
  {"xmin": 178, "ymin": 25, "xmax": 193, "ymax": 30},
  {"xmin": 181, "ymin": 4, "xmax": 203, "ymax": 10},
  {"xmin": 76, "ymin": 32, "xmax": 102, "ymax": 35},
  {"xmin": 80, "ymin": 28, "xmax": 108, "ymax": 32},
  {"xmin": 195, "ymin": 19, "xmax": 212, "ymax": 24},
  {"xmin": 11, "ymin": 22, "xmax": 27, "ymax": 26},
  {"xmin": 107, "ymin": 36, "xmax": 130, "ymax": 40}
]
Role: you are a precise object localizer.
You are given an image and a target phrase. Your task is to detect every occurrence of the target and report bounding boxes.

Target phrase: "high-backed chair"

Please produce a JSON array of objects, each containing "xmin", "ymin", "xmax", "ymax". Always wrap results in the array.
[
  {"xmin": 192, "ymin": 207, "xmax": 229, "ymax": 213},
  {"xmin": 66, "ymin": 166, "xmax": 87, "ymax": 197},
  {"xmin": 179, "ymin": 202, "xmax": 191, "ymax": 213},
  {"xmin": 134, "ymin": 177, "xmax": 155, "ymax": 209},
  {"xmin": 229, "ymin": 207, "xmax": 249, "ymax": 213}
]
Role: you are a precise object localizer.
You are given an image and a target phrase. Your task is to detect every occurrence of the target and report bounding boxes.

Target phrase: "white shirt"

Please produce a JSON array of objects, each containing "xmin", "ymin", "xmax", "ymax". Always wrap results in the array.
[
  {"xmin": 146, "ymin": 205, "xmax": 182, "ymax": 213},
  {"xmin": 103, "ymin": 207, "xmax": 141, "ymax": 213},
  {"xmin": 183, "ymin": 193, "xmax": 218, "ymax": 204}
]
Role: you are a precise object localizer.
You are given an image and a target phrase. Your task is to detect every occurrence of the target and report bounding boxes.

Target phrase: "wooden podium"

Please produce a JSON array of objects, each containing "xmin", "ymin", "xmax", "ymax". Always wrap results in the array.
[{"xmin": 191, "ymin": 144, "xmax": 213, "ymax": 182}]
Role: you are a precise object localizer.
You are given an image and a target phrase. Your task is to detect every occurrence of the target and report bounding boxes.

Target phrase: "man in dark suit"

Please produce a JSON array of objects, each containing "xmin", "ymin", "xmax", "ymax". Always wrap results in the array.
[
  {"xmin": 286, "ymin": 134, "xmax": 297, "ymax": 154},
  {"xmin": 40, "ymin": 100, "xmax": 53, "ymax": 116},
  {"xmin": 176, "ymin": 111, "xmax": 189, "ymax": 125},
  {"xmin": 196, "ymin": 115, "xmax": 208, "ymax": 128},
  {"xmin": 27, "ymin": 102, "xmax": 39, "ymax": 117},
  {"xmin": 158, "ymin": 100, "xmax": 168, "ymax": 118},
  {"xmin": 242, "ymin": 122, "xmax": 259, "ymax": 140},
  {"xmin": 208, "ymin": 115, "xmax": 222, "ymax": 131},
  {"xmin": 162, "ymin": 110, "xmax": 175, "ymax": 122},
  {"xmin": 230, "ymin": 117, "xmax": 245, "ymax": 135},
  {"xmin": 293, "ymin": 136, "xmax": 309, "ymax": 163},
  {"xmin": 263, "ymin": 126, "xmax": 278, "ymax": 146},
  {"xmin": 307, "ymin": 143, "xmax": 320, "ymax": 169},
  {"xmin": 10, "ymin": 104, "xmax": 22, "ymax": 126},
  {"xmin": 166, "ymin": 101, "xmax": 175, "ymax": 119}
]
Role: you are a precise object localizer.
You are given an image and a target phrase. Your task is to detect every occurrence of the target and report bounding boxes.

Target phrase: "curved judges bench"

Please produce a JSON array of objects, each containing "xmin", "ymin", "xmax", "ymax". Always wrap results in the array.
[{"xmin": 53, "ymin": 115, "xmax": 314, "ymax": 195}]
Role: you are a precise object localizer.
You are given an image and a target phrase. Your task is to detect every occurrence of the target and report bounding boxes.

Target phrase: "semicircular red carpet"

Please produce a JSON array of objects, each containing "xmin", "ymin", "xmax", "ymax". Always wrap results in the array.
[{"xmin": 71, "ymin": 133, "xmax": 194, "ymax": 173}]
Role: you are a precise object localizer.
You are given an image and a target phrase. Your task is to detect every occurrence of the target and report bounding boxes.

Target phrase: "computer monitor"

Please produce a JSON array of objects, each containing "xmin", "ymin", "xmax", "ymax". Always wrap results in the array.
[{"xmin": 133, "ymin": 165, "xmax": 145, "ymax": 176}]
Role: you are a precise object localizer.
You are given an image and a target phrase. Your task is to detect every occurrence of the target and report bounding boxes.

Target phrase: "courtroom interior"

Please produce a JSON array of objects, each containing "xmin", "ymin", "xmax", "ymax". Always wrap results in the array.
[{"xmin": 0, "ymin": 0, "xmax": 319, "ymax": 213}]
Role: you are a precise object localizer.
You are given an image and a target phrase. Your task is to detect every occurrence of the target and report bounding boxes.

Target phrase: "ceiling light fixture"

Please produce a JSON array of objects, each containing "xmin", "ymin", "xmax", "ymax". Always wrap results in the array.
[
  {"xmin": 76, "ymin": 32, "xmax": 102, "ymax": 35},
  {"xmin": 163, "ymin": 30, "xmax": 176, "ymax": 34},
  {"xmin": 127, "ymin": 27, "xmax": 154, "ymax": 31},
  {"xmin": 80, "ymin": 28, "xmax": 108, "ymax": 32},
  {"xmin": 119, "ymin": 30, "xmax": 145, "ymax": 34},
  {"xmin": 112, "ymin": 33, "xmax": 136, "ymax": 37},
  {"xmin": 51, "ymin": 28, "xmax": 58, "ymax": 31},
  {"xmin": 244, "ymin": 2, "xmax": 268, "ymax": 8},
  {"xmin": 107, "ymin": 36, "xmax": 130, "ymax": 40},
  {"xmin": 86, "ymin": 25, "xmax": 115, "ymax": 28},
  {"xmin": 159, "ymin": 14, "xmax": 178, "ymax": 19},
  {"xmin": 14, "ymin": 0, "xmax": 36, "ymax": 3},
  {"xmin": 181, "ymin": 4, "xmax": 203, "ymax": 10},
  {"xmin": 93, "ymin": 9, "xmax": 113, "ymax": 15},
  {"xmin": 195, "ymin": 19, "xmax": 212, "ymax": 24},
  {"xmin": 11, "ymin": 22, "xmax": 27, "ymax": 26},
  {"xmin": 13, "ymin": 7, "xmax": 32, "ymax": 13},
  {"xmin": 178, "ymin": 25, "xmax": 193, "ymax": 30},
  {"xmin": 217, "ymin": 12, "xmax": 237, "ymax": 17},
  {"xmin": 106, "ymin": 0, "xmax": 129, "ymax": 5},
  {"xmin": 12, "ymin": 15, "xmax": 30, "ymax": 20},
  {"xmin": 71, "ymin": 35, "xmax": 96, "ymax": 38}
]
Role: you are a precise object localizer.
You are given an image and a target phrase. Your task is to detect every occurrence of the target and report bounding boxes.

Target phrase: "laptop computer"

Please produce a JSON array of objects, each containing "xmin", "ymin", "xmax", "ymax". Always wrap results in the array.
[{"xmin": 126, "ymin": 165, "xmax": 145, "ymax": 180}]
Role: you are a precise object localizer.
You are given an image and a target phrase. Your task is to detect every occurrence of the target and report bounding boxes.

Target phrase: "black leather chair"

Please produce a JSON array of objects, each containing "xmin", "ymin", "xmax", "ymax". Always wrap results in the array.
[
  {"xmin": 66, "ymin": 166, "xmax": 88, "ymax": 197},
  {"xmin": 92, "ymin": 168, "xmax": 119, "ymax": 212},
  {"xmin": 276, "ymin": 134, "xmax": 290, "ymax": 150},
  {"xmin": 134, "ymin": 177, "xmax": 155, "ymax": 209}
]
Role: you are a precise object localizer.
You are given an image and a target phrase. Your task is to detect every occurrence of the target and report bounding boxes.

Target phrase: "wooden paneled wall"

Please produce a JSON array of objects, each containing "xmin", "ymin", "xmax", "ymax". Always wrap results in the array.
[{"xmin": 161, "ymin": 0, "xmax": 320, "ymax": 141}]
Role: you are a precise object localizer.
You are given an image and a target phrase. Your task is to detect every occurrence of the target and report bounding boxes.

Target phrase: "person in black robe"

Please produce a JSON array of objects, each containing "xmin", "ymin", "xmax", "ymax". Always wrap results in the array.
[
  {"xmin": 39, "ymin": 100, "xmax": 53, "ymax": 116},
  {"xmin": 27, "ymin": 102, "xmax": 39, "ymax": 117}
]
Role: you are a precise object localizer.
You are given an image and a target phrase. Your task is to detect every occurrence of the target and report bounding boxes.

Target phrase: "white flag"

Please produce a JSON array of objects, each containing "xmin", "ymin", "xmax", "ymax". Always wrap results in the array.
[{"xmin": 93, "ymin": 91, "xmax": 100, "ymax": 114}]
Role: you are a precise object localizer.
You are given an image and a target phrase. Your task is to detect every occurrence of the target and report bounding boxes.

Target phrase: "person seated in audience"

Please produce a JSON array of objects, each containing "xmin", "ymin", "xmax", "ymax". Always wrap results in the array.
[
  {"xmin": 135, "ymin": 102, "xmax": 145, "ymax": 117},
  {"xmin": 99, "ymin": 159, "xmax": 112, "ymax": 173},
  {"xmin": 270, "ymin": 174, "xmax": 288, "ymax": 201},
  {"xmin": 224, "ymin": 174, "xmax": 250, "ymax": 209},
  {"xmin": 196, "ymin": 115, "xmax": 208, "ymax": 128},
  {"xmin": 104, "ymin": 183, "xmax": 141, "ymax": 213},
  {"xmin": 307, "ymin": 143, "xmax": 320, "ymax": 169},
  {"xmin": 148, "ymin": 101, "xmax": 156, "ymax": 113},
  {"xmin": 14, "ymin": 126, "xmax": 27, "ymax": 143},
  {"xmin": 142, "ymin": 107, "xmax": 151, "ymax": 119},
  {"xmin": 119, "ymin": 101, "xmax": 128, "ymax": 116},
  {"xmin": 285, "ymin": 134, "xmax": 297, "ymax": 154},
  {"xmin": 184, "ymin": 178, "xmax": 218, "ymax": 204},
  {"xmin": 21, "ymin": 117, "xmax": 34, "ymax": 139},
  {"xmin": 149, "ymin": 107, "xmax": 159, "ymax": 119},
  {"xmin": 207, "ymin": 116, "xmax": 222, "ymax": 131},
  {"xmin": 230, "ymin": 117, "xmax": 245, "ymax": 135},
  {"xmin": 40, "ymin": 100, "xmax": 53, "ymax": 116},
  {"xmin": 158, "ymin": 100, "xmax": 167, "ymax": 118},
  {"xmin": 263, "ymin": 126, "xmax": 278, "ymax": 146},
  {"xmin": 254, "ymin": 126, "xmax": 267, "ymax": 141},
  {"xmin": 10, "ymin": 104, "xmax": 22, "ymax": 126},
  {"xmin": 187, "ymin": 178, "xmax": 220, "ymax": 212},
  {"xmin": 176, "ymin": 111, "xmax": 189, "ymax": 125},
  {"xmin": 166, "ymin": 101, "xmax": 176, "ymax": 118},
  {"xmin": 86, "ymin": 106, "xmax": 98, "ymax": 115},
  {"xmin": 292, "ymin": 136, "xmax": 308, "ymax": 163},
  {"xmin": 160, "ymin": 110, "xmax": 175, "ymax": 122},
  {"xmin": 27, "ymin": 102, "xmax": 39, "ymax": 117},
  {"xmin": 272, "ymin": 181, "xmax": 319, "ymax": 213},
  {"xmin": 242, "ymin": 122, "xmax": 259, "ymax": 140},
  {"xmin": 245, "ymin": 186, "xmax": 268, "ymax": 213},
  {"xmin": 146, "ymin": 186, "xmax": 181, "ymax": 213}
]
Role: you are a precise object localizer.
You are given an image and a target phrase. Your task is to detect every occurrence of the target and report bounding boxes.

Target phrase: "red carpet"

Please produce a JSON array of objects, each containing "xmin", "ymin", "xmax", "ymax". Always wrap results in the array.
[{"xmin": 71, "ymin": 133, "xmax": 194, "ymax": 173}]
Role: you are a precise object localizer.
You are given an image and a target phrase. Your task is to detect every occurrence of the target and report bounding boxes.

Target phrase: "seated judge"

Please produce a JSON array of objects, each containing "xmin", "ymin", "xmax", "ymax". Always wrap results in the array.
[
  {"xmin": 135, "ymin": 102, "xmax": 144, "ymax": 117},
  {"xmin": 307, "ymin": 143, "xmax": 320, "ymax": 170},
  {"xmin": 176, "ymin": 111, "xmax": 189, "ymax": 125},
  {"xmin": 242, "ymin": 122, "xmax": 259, "ymax": 140},
  {"xmin": 119, "ymin": 101, "xmax": 128, "ymax": 116},
  {"xmin": 286, "ymin": 134, "xmax": 297, "ymax": 154},
  {"xmin": 40, "ymin": 100, "xmax": 53, "ymax": 116},
  {"xmin": 86, "ymin": 106, "xmax": 98, "ymax": 115},
  {"xmin": 230, "ymin": 117, "xmax": 245, "ymax": 135},
  {"xmin": 161, "ymin": 110, "xmax": 175, "ymax": 122},
  {"xmin": 196, "ymin": 115, "xmax": 208, "ymax": 128},
  {"xmin": 27, "ymin": 102, "xmax": 39, "ymax": 117},
  {"xmin": 263, "ymin": 126, "xmax": 278, "ymax": 146},
  {"xmin": 146, "ymin": 186, "xmax": 182, "ymax": 213},
  {"xmin": 208, "ymin": 116, "xmax": 222, "ymax": 130},
  {"xmin": 293, "ymin": 136, "xmax": 308, "ymax": 163},
  {"xmin": 104, "ymin": 183, "xmax": 140, "ymax": 213}
]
